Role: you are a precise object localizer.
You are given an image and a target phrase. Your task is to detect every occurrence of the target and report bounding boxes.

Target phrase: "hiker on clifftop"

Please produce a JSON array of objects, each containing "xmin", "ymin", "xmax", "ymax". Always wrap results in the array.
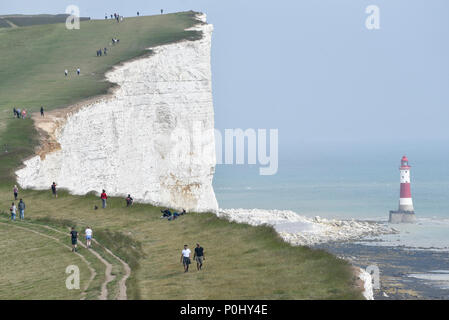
[
  {"xmin": 100, "ymin": 190, "xmax": 108, "ymax": 208},
  {"xmin": 40, "ymin": 106, "xmax": 44, "ymax": 117},
  {"xmin": 194, "ymin": 243, "xmax": 205, "ymax": 271},
  {"xmin": 13, "ymin": 185, "xmax": 18, "ymax": 200},
  {"xmin": 85, "ymin": 226, "xmax": 93, "ymax": 248},
  {"xmin": 10, "ymin": 202, "xmax": 16, "ymax": 221},
  {"xmin": 70, "ymin": 227, "xmax": 78, "ymax": 252},
  {"xmin": 180, "ymin": 244, "xmax": 191, "ymax": 273},
  {"xmin": 51, "ymin": 182, "xmax": 57, "ymax": 198},
  {"xmin": 18, "ymin": 199, "xmax": 25, "ymax": 220},
  {"xmin": 126, "ymin": 194, "xmax": 133, "ymax": 207}
]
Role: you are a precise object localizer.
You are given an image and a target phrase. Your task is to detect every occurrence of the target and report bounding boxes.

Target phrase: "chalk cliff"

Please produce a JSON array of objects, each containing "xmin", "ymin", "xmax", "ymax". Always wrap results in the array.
[{"xmin": 16, "ymin": 14, "xmax": 218, "ymax": 213}]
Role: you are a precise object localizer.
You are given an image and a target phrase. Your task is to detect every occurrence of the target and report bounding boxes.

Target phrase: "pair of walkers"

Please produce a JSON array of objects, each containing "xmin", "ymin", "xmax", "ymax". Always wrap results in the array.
[
  {"xmin": 9, "ymin": 199, "xmax": 26, "ymax": 220},
  {"xmin": 70, "ymin": 226, "xmax": 93, "ymax": 252},
  {"xmin": 180, "ymin": 244, "xmax": 205, "ymax": 272}
]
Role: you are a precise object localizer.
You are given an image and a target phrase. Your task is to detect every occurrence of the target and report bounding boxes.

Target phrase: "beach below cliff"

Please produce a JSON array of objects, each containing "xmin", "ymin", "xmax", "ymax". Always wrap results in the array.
[{"xmin": 316, "ymin": 242, "xmax": 449, "ymax": 299}]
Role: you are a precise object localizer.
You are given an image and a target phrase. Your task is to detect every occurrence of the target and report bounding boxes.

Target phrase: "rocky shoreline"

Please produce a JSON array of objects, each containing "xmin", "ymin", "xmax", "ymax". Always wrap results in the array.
[{"xmin": 316, "ymin": 242, "xmax": 449, "ymax": 300}]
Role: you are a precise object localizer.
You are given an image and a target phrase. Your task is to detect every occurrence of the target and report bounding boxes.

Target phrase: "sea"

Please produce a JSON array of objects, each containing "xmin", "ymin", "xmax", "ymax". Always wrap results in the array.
[{"xmin": 213, "ymin": 141, "xmax": 449, "ymax": 298}]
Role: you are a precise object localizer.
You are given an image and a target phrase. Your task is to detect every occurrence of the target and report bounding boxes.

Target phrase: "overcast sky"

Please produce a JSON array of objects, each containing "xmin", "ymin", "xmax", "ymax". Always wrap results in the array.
[{"xmin": 1, "ymin": 0, "xmax": 448, "ymax": 154}]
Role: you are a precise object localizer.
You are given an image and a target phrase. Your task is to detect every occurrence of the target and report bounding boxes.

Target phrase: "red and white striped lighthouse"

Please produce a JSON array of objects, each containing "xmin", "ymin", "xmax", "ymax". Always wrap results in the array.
[
  {"xmin": 389, "ymin": 155, "xmax": 416, "ymax": 223},
  {"xmin": 398, "ymin": 155, "xmax": 414, "ymax": 212}
]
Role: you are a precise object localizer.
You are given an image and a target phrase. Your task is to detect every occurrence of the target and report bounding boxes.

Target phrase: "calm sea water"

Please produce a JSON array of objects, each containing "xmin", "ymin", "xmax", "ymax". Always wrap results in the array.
[{"xmin": 213, "ymin": 142, "xmax": 449, "ymax": 249}]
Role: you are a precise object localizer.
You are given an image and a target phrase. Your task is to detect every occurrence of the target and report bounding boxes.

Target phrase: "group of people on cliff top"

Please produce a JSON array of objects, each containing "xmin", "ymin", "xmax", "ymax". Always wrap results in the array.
[
  {"xmin": 9, "ymin": 185, "xmax": 25, "ymax": 221},
  {"xmin": 12, "ymin": 106, "xmax": 45, "ymax": 119},
  {"xmin": 12, "ymin": 107, "xmax": 27, "ymax": 119},
  {"xmin": 8, "ymin": 183, "xmax": 204, "ymax": 273},
  {"xmin": 105, "ymin": 9, "xmax": 165, "ymax": 20},
  {"xmin": 104, "ymin": 13, "xmax": 123, "ymax": 23}
]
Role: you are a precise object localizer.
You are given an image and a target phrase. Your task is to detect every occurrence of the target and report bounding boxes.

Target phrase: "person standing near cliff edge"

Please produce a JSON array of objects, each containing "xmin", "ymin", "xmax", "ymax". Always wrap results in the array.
[
  {"xmin": 100, "ymin": 190, "xmax": 108, "ymax": 209},
  {"xmin": 18, "ymin": 199, "xmax": 25, "ymax": 220},
  {"xmin": 51, "ymin": 182, "xmax": 57, "ymax": 198}
]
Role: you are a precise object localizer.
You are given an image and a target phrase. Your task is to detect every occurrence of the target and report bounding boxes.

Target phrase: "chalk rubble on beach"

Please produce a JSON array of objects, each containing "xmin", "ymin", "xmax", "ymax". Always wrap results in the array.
[
  {"xmin": 218, "ymin": 208, "xmax": 397, "ymax": 246},
  {"xmin": 357, "ymin": 268, "xmax": 374, "ymax": 300}
]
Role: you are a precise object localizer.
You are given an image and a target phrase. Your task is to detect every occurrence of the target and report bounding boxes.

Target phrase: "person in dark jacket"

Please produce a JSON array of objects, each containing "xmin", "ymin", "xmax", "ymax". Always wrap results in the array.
[
  {"xmin": 126, "ymin": 194, "xmax": 133, "ymax": 207},
  {"xmin": 18, "ymin": 199, "xmax": 26, "ymax": 220}
]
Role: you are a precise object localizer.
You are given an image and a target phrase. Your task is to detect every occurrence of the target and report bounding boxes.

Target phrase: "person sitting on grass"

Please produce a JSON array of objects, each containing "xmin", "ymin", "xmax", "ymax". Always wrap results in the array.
[
  {"xmin": 160, "ymin": 208, "xmax": 171, "ymax": 218},
  {"xmin": 126, "ymin": 194, "xmax": 134, "ymax": 207}
]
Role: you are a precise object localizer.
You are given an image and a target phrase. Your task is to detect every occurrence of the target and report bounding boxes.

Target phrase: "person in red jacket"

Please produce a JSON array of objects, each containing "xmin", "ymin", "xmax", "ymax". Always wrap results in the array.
[{"xmin": 100, "ymin": 190, "xmax": 108, "ymax": 209}]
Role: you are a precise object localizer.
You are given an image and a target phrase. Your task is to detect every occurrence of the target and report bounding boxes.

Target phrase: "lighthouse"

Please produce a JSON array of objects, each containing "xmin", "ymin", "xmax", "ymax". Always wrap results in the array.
[{"xmin": 389, "ymin": 155, "xmax": 416, "ymax": 223}]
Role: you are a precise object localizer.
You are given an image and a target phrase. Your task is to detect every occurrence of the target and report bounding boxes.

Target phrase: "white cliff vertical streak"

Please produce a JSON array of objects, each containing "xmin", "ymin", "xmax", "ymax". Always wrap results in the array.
[{"xmin": 16, "ymin": 15, "xmax": 218, "ymax": 213}]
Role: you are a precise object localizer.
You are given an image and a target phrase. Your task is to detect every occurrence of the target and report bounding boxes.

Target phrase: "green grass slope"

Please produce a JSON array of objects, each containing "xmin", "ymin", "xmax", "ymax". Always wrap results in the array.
[
  {"xmin": 0, "ymin": 12, "xmax": 364, "ymax": 299},
  {"xmin": 0, "ymin": 14, "xmax": 91, "ymax": 28}
]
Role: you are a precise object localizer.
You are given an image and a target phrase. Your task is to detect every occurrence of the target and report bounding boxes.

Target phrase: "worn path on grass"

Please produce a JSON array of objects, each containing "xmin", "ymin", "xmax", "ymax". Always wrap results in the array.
[
  {"xmin": 0, "ymin": 221, "xmax": 95, "ymax": 299},
  {"xmin": 42, "ymin": 224, "xmax": 130, "ymax": 300}
]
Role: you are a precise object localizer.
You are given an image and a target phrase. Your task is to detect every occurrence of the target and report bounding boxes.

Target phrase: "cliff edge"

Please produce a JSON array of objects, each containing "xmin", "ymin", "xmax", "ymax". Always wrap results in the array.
[{"xmin": 16, "ymin": 14, "xmax": 218, "ymax": 213}]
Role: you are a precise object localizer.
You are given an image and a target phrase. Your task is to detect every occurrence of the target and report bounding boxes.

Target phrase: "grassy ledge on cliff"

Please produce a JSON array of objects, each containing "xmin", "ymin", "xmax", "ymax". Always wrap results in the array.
[{"xmin": 0, "ymin": 12, "xmax": 364, "ymax": 299}]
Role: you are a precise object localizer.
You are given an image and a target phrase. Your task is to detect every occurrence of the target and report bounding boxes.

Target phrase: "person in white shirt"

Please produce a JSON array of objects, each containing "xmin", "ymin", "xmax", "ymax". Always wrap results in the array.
[
  {"xmin": 180, "ymin": 244, "xmax": 191, "ymax": 273},
  {"xmin": 10, "ymin": 202, "xmax": 17, "ymax": 221},
  {"xmin": 85, "ymin": 227, "xmax": 93, "ymax": 248}
]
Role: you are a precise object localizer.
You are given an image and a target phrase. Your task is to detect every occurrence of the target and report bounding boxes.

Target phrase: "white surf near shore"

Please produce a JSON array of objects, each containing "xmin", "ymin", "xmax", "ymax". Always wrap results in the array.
[{"xmin": 218, "ymin": 208, "xmax": 396, "ymax": 246}]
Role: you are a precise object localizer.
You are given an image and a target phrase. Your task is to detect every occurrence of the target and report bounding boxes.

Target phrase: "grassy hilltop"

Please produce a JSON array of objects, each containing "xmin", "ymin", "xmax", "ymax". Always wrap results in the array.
[{"xmin": 0, "ymin": 12, "xmax": 364, "ymax": 299}]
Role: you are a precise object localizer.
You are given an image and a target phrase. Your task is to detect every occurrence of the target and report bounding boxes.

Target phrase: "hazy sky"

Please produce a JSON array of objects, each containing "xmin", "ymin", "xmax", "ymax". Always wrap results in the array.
[{"xmin": 1, "ymin": 0, "xmax": 448, "ymax": 153}]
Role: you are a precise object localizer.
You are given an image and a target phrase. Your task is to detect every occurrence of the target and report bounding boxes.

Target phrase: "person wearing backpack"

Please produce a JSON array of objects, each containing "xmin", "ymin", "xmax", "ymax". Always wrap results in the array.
[{"xmin": 10, "ymin": 202, "xmax": 16, "ymax": 221}]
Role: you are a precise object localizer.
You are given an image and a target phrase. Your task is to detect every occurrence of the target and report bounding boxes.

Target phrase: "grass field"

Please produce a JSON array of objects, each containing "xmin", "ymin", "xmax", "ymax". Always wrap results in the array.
[
  {"xmin": 0, "ymin": 15, "xmax": 90, "ymax": 28},
  {"xmin": 0, "ymin": 12, "xmax": 364, "ymax": 299}
]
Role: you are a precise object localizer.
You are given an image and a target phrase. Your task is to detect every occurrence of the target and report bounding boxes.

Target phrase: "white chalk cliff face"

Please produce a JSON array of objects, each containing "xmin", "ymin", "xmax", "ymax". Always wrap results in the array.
[{"xmin": 16, "ymin": 15, "xmax": 219, "ymax": 213}]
